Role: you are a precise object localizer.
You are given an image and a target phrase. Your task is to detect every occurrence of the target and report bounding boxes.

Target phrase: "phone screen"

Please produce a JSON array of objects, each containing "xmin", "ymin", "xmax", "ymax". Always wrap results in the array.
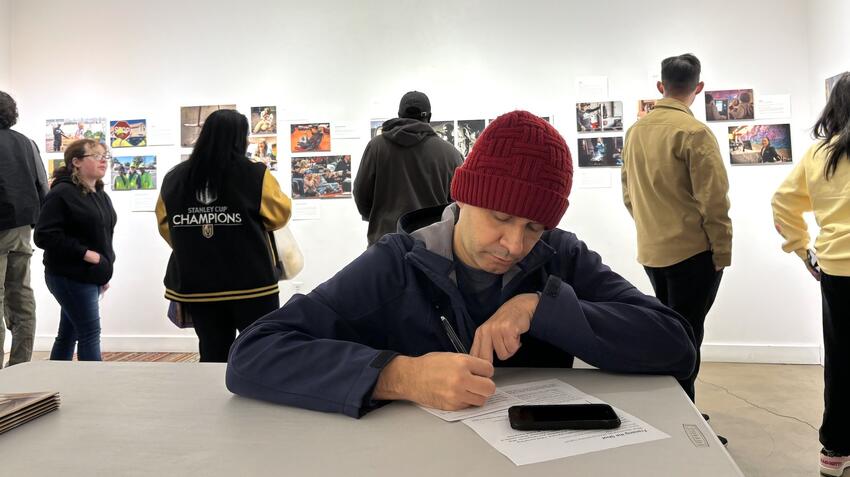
[{"xmin": 509, "ymin": 404, "xmax": 620, "ymax": 430}]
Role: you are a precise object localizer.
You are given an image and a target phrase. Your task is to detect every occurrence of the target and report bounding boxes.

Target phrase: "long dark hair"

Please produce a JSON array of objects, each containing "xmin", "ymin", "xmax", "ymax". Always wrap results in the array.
[
  {"xmin": 187, "ymin": 109, "xmax": 249, "ymax": 197},
  {"xmin": 814, "ymin": 72, "xmax": 850, "ymax": 179}
]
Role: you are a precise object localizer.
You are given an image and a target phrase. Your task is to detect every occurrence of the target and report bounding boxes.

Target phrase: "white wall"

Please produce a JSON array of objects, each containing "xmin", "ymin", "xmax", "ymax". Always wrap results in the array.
[
  {"xmin": 4, "ymin": 0, "xmax": 827, "ymax": 362},
  {"xmin": 807, "ymin": 0, "xmax": 850, "ymax": 116},
  {"xmin": 0, "ymin": 0, "xmax": 10, "ymax": 90}
]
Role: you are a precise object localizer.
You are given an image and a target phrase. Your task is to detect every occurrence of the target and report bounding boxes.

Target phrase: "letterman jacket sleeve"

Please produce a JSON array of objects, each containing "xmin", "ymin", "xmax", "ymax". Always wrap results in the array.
[
  {"xmin": 226, "ymin": 237, "xmax": 405, "ymax": 418},
  {"xmin": 259, "ymin": 169, "xmax": 292, "ymax": 231},
  {"xmin": 155, "ymin": 194, "xmax": 171, "ymax": 247},
  {"xmin": 526, "ymin": 231, "xmax": 696, "ymax": 380}
]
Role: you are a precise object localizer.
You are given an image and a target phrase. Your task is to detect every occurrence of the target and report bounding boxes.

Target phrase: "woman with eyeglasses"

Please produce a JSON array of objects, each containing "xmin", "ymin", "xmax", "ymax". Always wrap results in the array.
[{"xmin": 34, "ymin": 139, "xmax": 117, "ymax": 361}]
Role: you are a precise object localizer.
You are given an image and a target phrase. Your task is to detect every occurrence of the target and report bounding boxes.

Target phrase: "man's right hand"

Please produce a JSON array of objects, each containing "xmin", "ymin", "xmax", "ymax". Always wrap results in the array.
[
  {"xmin": 373, "ymin": 352, "xmax": 495, "ymax": 411},
  {"xmin": 83, "ymin": 250, "xmax": 101, "ymax": 264}
]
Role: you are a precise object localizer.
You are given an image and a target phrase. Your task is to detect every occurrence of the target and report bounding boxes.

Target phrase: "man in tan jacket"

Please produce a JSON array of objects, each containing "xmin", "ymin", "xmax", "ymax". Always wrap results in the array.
[{"xmin": 621, "ymin": 54, "xmax": 732, "ymax": 410}]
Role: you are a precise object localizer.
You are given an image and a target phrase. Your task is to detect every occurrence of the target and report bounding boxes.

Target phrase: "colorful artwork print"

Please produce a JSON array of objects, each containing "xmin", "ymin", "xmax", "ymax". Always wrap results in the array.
[
  {"xmin": 637, "ymin": 99, "xmax": 657, "ymax": 119},
  {"xmin": 180, "ymin": 105, "xmax": 236, "ymax": 147},
  {"xmin": 251, "ymin": 106, "xmax": 277, "ymax": 135},
  {"xmin": 248, "ymin": 136, "xmax": 277, "ymax": 171},
  {"xmin": 111, "ymin": 155, "xmax": 157, "ymax": 191},
  {"xmin": 46, "ymin": 159, "xmax": 64, "ymax": 176},
  {"xmin": 728, "ymin": 124, "xmax": 792, "ymax": 165},
  {"xmin": 576, "ymin": 137, "xmax": 624, "ymax": 167},
  {"xmin": 110, "ymin": 119, "xmax": 147, "ymax": 148},
  {"xmin": 290, "ymin": 123, "xmax": 331, "ymax": 153},
  {"xmin": 291, "ymin": 155, "xmax": 352, "ymax": 199},
  {"xmin": 576, "ymin": 102, "xmax": 623, "ymax": 132},
  {"xmin": 456, "ymin": 119, "xmax": 485, "ymax": 158},
  {"xmin": 704, "ymin": 89, "xmax": 754, "ymax": 121},
  {"xmin": 45, "ymin": 118, "xmax": 107, "ymax": 153}
]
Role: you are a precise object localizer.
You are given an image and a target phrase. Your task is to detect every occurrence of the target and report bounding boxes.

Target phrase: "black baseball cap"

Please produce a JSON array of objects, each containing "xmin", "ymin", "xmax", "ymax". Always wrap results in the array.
[{"xmin": 398, "ymin": 91, "xmax": 431, "ymax": 118}]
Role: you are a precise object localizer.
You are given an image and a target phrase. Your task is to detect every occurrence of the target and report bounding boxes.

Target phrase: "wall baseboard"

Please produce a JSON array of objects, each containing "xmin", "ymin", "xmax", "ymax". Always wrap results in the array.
[
  {"xmin": 701, "ymin": 343, "xmax": 821, "ymax": 365},
  {"xmin": 14, "ymin": 337, "xmax": 822, "ymax": 365}
]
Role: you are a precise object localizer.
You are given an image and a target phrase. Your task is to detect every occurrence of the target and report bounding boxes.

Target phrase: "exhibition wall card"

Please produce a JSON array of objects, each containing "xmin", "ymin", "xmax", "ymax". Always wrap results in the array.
[{"xmin": 756, "ymin": 95, "xmax": 791, "ymax": 120}]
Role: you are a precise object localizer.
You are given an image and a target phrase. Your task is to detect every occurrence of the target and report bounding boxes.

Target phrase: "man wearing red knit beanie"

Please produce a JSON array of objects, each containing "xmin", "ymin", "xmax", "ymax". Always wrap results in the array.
[{"xmin": 227, "ymin": 111, "xmax": 698, "ymax": 418}]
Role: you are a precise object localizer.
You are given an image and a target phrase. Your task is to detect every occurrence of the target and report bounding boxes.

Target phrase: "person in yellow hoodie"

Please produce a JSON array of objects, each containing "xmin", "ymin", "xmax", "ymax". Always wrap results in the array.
[
  {"xmin": 621, "ymin": 54, "xmax": 733, "ymax": 416},
  {"xmin": 772, "ymin": 72, "xmax": 850, "ymax": 477}
]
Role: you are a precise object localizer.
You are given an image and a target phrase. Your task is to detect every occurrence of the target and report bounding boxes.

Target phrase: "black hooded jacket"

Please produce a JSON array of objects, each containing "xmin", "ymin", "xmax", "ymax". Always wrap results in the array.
[
  {"xmin": 354, "ymin": 118, "xmax": 463, "ymax": 246},
  {"xmin": 34, "ymin": 173, "xmax": 117, "ymax": 285}
]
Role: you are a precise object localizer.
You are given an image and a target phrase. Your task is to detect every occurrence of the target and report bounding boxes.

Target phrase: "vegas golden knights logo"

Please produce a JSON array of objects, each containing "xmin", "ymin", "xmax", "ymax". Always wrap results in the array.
[{"xmin": 202, "ymin": 224, "xmax": 214, "ymax": 238}]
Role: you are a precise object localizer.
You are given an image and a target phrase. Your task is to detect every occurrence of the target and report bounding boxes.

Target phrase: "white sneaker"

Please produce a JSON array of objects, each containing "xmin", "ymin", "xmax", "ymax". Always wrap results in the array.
[{"xmin": 820, "ymin": 448, "xmax": 850, "ymax": 476}]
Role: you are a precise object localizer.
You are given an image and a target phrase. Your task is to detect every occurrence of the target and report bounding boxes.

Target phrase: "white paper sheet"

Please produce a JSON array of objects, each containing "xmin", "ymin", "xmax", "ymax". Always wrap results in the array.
[
  {"xmin": 461, "ymin": 379, "xmax": 670, "ymax": 466},
  {"xmin": 574, "ymin": 169, "xmax": 613, "ymax": 189},
  {"xmin": 292, "ymin": 200, "xmax": 321, "ymax": 220},
  {"xmin": 130, "ymin": 190, "xmax": 158, "ymax": 212},
  {"xmin": 576, "ymin": 76, "xmax": 609, "ymax": 100},
  {"xmin": 418, "ymin": 390, "xmax": 523, "ymax": 422},
  {"xmin": 756, "ymin": 94, "xmax": 792, "ymax": 119}
]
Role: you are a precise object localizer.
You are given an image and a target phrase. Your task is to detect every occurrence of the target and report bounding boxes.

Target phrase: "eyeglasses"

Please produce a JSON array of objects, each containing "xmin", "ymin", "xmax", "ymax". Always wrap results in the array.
[{"xmin": 82, "ymin": 153, "xmax": 112, "ymax": 162}]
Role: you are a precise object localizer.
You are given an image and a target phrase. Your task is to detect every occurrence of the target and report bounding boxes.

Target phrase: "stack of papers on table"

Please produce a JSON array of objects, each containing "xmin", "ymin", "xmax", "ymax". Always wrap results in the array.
[{"xmin": 0, "ymin": 392, "xmax": 60, "ymax": 435}]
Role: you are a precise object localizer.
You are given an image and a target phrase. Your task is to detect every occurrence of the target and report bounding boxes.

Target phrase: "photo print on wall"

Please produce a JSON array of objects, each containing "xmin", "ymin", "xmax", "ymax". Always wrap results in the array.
[
  {"xmin": 577, "ymin": 136, "xmax": 624, "ymax": 167},
  {"xmin": 46, "ymin": 158, "xmax": 64, "ymax": 176},
  {"xmin": 704, "ymin": 89, "xmax": 754, "ymax": 121},
  {"xmin": 576, "ymin": 102, "xmax": 623, "ymax": 132},
  {"xmin": 637, "ymin": 99, "xmax": 658, "ymax": 120},
  {"xmin": 110, "ymin": 119, "xmax": 147, "ymax": 148},
  {"xmin": 728, "ymin": 124, "xmax": 792, "ymax": 165},
  {"xmin": 291, "ymin": 155, "xmax": 352, "ymax": 199},
  {"xmin": 45, "ymin": 118, "xmax": 108, "ymax": 153},
  {"xmin": 251, "ymin": 106, "xmax": 277, "ymax": 135},
  {"xmin": 431, "ymin": 121, "xmax": 455, "ymax": 146},
  {"xmin": 290, "ymin": 123, "xmax": 331, "ymax": 153},
  {"xmin": 456, "ymin": 119, "xmax": 486, "ymax": 158},
  {"xmin": 180, "ymin": 104, "xmax": 236, "ymax": 148},
  {"xmin": 111, "ymin": 155, "xmax": 157, "ymax": 191},
  {"xmin": 370, "ymin": 119, "xmax": 388, "ymax": 138},
  {"xmin": 248, "ymin": 136, "xmax": 277, "ymax": 171}
]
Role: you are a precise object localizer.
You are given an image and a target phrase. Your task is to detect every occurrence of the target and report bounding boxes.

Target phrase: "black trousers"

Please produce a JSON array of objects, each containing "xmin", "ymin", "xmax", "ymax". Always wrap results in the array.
[
  {"xmin": 185, "ymin": 294, "xmax": 280, "ymax": 363},
  {"xmin": 644, "ymin": 251, "xmax": 723, "ymax": 402},
  {"xmin": 820, "ymin": 272, "xmax": 850, "ymax": 453}
]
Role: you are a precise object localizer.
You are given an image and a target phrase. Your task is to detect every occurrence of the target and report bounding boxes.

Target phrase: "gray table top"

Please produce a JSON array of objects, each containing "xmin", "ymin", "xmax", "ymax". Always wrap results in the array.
[{"xmin": 0, "ymin": 361, "xmax": 742, "ymax": 476}]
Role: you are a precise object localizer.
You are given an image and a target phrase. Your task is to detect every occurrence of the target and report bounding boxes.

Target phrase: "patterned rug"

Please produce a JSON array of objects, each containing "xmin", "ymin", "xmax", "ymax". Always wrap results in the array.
[{"xmin": 3, "ymin": 352, "xmax": 201, "ymax": 364}]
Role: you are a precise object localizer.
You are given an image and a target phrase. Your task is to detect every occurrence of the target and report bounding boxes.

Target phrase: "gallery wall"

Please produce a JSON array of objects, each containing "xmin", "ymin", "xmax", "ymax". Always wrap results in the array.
[
  {"xmin": 807, "ymin": 0, "xmax": 850, "ymax": 115},
  {"xmin": 2, "ymin": 0, "xmax": 829, "ymax": 362},
  {"xmin": 0, "ymin": 0, "xmax": 10, "ymax": 89}
]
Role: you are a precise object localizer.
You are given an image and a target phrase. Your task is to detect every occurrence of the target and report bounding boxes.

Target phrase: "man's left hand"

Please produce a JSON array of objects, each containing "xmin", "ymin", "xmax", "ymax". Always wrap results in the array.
[{"xmin": 470, "ymin": 293, "xmax": 539, "ymax": 363}]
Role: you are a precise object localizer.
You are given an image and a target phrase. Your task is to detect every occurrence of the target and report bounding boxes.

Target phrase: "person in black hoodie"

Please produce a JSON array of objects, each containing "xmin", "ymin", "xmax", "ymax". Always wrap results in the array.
[
  {"xmin": 34, "ymin": 139, "xmax": 116, "ymax": 361},
  {"xmin": 354, "ymin": 91, "xmax": 464, "ymax": 246}
]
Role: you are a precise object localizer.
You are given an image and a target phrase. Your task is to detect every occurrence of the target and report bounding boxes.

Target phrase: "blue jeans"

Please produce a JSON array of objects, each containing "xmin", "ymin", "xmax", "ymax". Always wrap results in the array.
[{"xmin": 45, "ymin": 272, "xmax": 102, "ymax": 361}]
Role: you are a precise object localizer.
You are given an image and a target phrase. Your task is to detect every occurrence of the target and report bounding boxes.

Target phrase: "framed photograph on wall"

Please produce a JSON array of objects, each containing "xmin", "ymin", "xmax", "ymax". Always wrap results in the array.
[{"xmin": 728, "ymin": 124, "xmax": 792, "ymax": 165}]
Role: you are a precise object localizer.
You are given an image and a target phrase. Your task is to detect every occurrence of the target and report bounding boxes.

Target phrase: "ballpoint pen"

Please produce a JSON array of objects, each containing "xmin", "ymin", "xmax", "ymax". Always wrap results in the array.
[{"xmin": 440, "ymin": 315, "xmax": 468, "ymax": 354}]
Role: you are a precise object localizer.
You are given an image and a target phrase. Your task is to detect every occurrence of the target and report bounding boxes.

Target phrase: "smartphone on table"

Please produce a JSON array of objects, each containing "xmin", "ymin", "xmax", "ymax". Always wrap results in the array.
[{"xmin": 508, "ymin": 403, "xmax": 621, "ymax": 431}]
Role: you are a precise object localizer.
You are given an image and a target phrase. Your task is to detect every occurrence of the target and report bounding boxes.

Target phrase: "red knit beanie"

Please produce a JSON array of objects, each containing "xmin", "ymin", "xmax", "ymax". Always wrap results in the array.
[{"xmin": 450, "ymin": 111, "xmax": 573, "ymax": 229}]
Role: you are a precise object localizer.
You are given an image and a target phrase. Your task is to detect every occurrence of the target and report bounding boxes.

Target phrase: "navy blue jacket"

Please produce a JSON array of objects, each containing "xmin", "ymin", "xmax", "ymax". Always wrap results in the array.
[{"xmin": 226, "ymin": 205, "xmax": 696, "ymax": 418}]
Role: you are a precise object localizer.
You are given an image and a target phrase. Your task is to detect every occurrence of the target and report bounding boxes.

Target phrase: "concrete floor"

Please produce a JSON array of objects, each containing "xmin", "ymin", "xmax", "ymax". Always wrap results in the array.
[{"xmin": 2, "ymin": 354, "xmax": 829, "ymax": 476}]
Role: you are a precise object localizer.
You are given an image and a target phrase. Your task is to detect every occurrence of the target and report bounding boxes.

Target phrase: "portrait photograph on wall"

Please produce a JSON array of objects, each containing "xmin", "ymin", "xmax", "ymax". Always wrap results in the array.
[
  {"xmin": 290, "ymin": 123, "xmax": 331, "ymax": 153},
  {"xmin": 248, "ymin": 136, "xmax": 277, "ymax": 171},
  {"xmin": 251, "ymin": 106, "xmax": 277, "ymax": 135},
  {"xmin": 576, "ymin": 136, "xmax": 624, "ymax": 167},
  {"xmin": 728, "ymin": 124, "xmax": 792, "ymax": 165},
  {"xmin": 704, "ymin": 89, "xmax": 754, "ymax": 121},
  {"xmin": 180, "ymin": 104, "xmax": 236, "ymax": 147},
  {"xmin": 575, "ymin": 102, "xmax": 623, "ymax": 132},
  {"xmin": 111, "ymin": 155, "xmax": 157, "ymax": 191},
  {"xmin": 110, "ymin": 119, "xmax": 147, "ymax": 148},
  {"xmin": 291, "ymin": 155, "xmax": 352, "ymax": 199},
  {"xmin": 45, "ymin": 118, "xmax": 108, "ymax": 153}
]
